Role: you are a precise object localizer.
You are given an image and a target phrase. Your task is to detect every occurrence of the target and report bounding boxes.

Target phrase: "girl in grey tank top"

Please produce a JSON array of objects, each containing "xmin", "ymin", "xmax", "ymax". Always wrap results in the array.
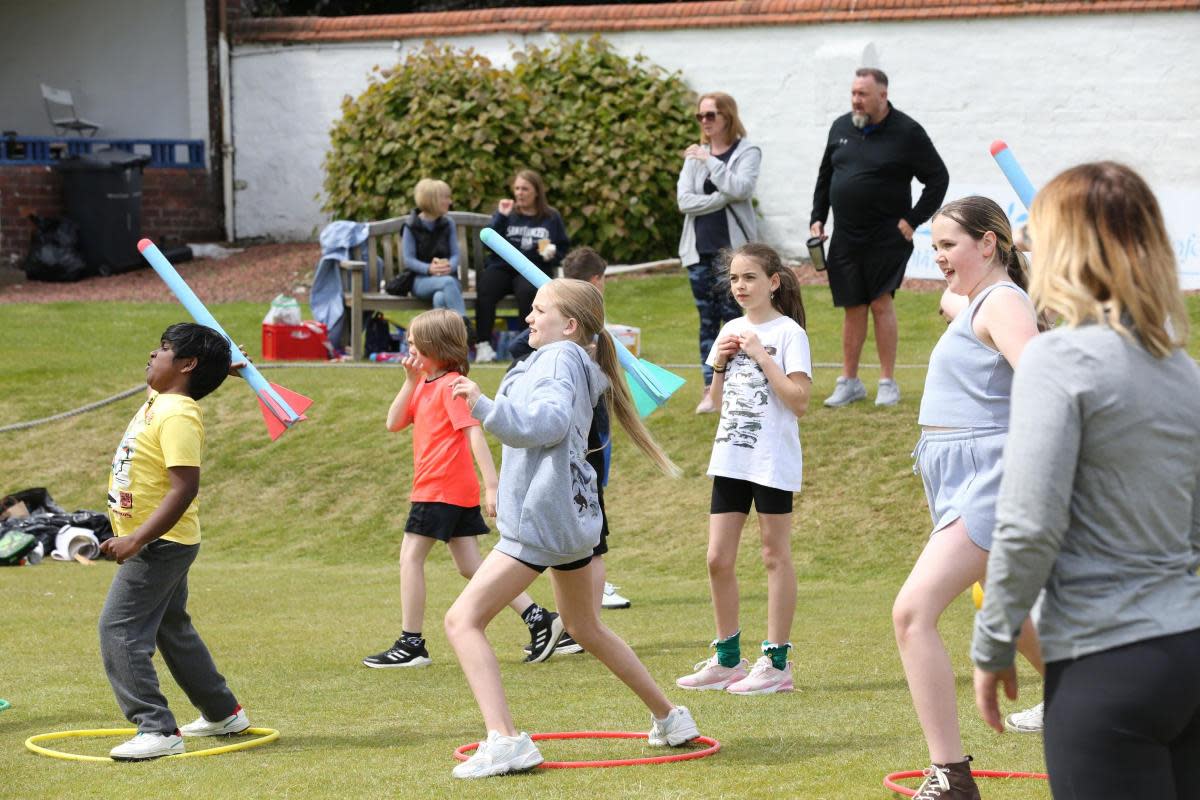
[{"xmin": 894, "ymin": 196, "xmax": 1041, "ymax": 800}]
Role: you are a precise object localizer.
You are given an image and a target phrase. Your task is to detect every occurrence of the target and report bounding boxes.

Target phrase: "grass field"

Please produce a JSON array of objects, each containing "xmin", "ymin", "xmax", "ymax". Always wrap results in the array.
[{"xmin": 8, "ymin": 274, "xmax": 1194, "ymax": 798}]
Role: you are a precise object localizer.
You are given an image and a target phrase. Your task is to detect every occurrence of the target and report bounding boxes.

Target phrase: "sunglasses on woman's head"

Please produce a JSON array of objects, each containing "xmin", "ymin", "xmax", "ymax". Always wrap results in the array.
[{"xmin": 695, "ymin": 111, "xmax": 720, "ymax": 122}]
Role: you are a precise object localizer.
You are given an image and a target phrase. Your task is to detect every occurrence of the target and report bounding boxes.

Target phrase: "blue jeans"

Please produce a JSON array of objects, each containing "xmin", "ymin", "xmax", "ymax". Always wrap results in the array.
[
  {"xmin": 687, "ymin": 255, "xmax": 741, "ymax": 385},
  {"xmin": 411, "ymin": 274, "xmax": 466, "ymax": 316}
]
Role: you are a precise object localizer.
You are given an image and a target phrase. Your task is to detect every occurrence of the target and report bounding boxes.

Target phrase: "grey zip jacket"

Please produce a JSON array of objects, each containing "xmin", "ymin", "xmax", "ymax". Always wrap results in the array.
[
  {"xmin": 470, "ymin": 340, "xmax": 607, "ymax": 566},
  {"xmin": 676, "ymin": 139, "xmax": 762, "ymax": 266}
]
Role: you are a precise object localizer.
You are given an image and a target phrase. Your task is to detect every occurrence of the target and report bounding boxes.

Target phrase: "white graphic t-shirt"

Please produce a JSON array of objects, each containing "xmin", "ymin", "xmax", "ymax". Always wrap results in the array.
[{"xmin": 705, "ymin": 315, "xmax": 812, "ymax": 492}]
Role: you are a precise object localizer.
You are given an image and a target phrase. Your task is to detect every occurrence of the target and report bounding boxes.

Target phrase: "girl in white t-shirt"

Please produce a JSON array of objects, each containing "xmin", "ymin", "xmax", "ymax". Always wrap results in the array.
[{"xmin": 676, "ymin": 243, "xmax": 812, "ymax": 696}]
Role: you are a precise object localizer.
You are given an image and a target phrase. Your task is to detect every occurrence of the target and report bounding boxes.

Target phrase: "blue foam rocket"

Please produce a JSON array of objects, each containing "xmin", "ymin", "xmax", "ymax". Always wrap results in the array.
[
  {"xmin": 138, "ymin": 238, "xmax": 312, "ymax": 440},
  {"xmin": 990, "ymin": 140, "xmax": 1037, "ymax": 210}
]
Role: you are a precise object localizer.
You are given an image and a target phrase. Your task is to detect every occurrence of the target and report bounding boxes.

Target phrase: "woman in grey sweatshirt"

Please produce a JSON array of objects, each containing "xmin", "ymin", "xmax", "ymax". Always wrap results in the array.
[
  {"xmin": 443, "ymin": 279, "xmax": 700, "ymax": 779},
  {"xmin": 972, "ymin": 162, "xmax": 1200, "ymax": 799}
]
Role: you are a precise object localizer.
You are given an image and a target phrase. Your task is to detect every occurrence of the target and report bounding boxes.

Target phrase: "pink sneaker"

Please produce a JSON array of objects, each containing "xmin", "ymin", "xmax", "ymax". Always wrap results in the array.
[
  {"xmin": 726, "ymin": 656, "xmax": 794, "ymax": 695},
  {"xmin": 676, "ymin": 655, "xmax": 749, "ymax": 690}
]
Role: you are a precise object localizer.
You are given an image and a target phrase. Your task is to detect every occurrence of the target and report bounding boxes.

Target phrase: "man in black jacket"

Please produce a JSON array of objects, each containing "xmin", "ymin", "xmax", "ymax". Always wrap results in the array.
[{"xmin": 810, "ymin": 68, "xmax": 948, "ymax": 408}]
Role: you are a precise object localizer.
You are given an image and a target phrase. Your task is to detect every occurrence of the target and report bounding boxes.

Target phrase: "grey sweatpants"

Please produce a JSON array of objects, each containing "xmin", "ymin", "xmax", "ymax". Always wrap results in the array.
[{"xmin": 98, "ymin": 539, "xmax": 237, "ymax": 734}]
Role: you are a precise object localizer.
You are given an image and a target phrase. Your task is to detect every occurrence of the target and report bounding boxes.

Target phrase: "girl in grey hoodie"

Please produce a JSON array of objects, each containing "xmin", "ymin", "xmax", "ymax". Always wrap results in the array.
[{"xmin": 445, "ymin": 278, "xmax": 701, "ymax": 779}]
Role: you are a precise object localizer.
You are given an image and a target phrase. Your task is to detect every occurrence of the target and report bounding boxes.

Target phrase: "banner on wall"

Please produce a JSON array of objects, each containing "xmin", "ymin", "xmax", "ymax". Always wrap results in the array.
[{"xmin": 898, "ymin": 183, "xmax": 1200, "ymax": 289}]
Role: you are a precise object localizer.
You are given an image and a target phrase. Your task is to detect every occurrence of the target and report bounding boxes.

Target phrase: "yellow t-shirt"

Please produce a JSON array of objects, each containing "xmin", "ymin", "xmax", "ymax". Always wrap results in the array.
[{"xmin": 107, "ymin": 391, "xmax": 204, "ymax": 545}]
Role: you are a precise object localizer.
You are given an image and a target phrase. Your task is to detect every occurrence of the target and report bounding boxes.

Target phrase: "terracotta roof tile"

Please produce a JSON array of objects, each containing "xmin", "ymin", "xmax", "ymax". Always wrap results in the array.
[{"xmin": 232, "ymin": 1, "xmax": 1200, "ymax": 43}]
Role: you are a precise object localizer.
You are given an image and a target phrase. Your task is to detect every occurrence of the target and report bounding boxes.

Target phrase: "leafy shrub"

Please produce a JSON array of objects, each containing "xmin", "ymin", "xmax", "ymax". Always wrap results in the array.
[{"xmin": 323, "ymin": 36, "xmax": 697, "ymax": 262}]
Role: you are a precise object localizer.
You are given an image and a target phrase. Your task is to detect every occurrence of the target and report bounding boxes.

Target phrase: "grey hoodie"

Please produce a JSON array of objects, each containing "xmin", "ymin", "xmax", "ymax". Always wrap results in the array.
[
  {"xmin": 471, "ymin": 340, "xmax": 608, "ymax": 567},
  {"xmin": 676, "ymin": 139, "xmax": 762, "ymax": 266}
]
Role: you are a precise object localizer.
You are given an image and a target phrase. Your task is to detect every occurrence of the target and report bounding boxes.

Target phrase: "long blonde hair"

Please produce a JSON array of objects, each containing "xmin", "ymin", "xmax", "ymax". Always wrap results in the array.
[
  {"xmin": 543, "ymin": 279, "xmax": 680, "ymax": 477},
  {"xmin": 407, "ymin": 309, "xmax": 469, "ymax": 375},
  {"xmin": 1029, "ymin": 162, "xmax": 1187, "ymax": 358}
]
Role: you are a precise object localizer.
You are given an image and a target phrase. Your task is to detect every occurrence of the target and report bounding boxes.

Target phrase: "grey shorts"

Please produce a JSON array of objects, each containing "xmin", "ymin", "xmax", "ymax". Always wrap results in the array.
[{"xmin": 912, "ymin": 427, "xmax": 1007, "ymax": 551}]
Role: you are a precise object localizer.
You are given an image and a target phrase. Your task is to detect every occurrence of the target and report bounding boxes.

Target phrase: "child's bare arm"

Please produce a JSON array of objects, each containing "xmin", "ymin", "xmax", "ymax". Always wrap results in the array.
[
  {"xmin": 99, "ymin": 466, "xmax": 199, "ymax": 563},
  {"xmin": 386, "ymin": 355, "xmax": 424, "ymax": 431},
  {"xmin": 466, "ymin": 425, "xmax": 498, "ymax": 517},
  {"xmin": 739, "ymin": 331, "xmax": 811, "ymax": 418}
]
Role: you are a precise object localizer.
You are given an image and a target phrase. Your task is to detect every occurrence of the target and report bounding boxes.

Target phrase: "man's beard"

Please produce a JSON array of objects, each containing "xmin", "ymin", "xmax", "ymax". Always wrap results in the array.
[{"xmin": 851, "ymin": 112, "xmax": 869, "ymax": 129}]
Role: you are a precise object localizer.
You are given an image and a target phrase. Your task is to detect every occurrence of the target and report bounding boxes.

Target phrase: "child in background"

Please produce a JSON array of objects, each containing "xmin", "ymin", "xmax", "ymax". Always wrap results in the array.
[
  {"xmin": 446, "ymin": 279, "xmax": 700, "ymax": 779},
  {"xmin": 676, "ymin": 243, "xmax": 812, "ymax": 696},
  {"xmin": 362, "ymin": 310, "xmax": 562, "ymax": 669},
  {"xmin": 99, "ymin": 323, "xmax": 251, "ymax": 761},
  {"xmin": 508, "ymin": 247, "xmax": 631, "ymax": 632}
]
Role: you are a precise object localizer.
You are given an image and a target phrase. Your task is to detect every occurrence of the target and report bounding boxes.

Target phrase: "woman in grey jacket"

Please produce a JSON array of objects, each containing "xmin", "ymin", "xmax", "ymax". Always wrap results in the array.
[
  {"xmin": 677, "ymin": 92, "xmax": 762, "ymax": 413},
  {"xmin": 445, "ymin": 279, "xmax": 700, "ymax": 779},
  {"xmin": 973, "ymin": 162, "xmax": 1200, "ymax": 799}
]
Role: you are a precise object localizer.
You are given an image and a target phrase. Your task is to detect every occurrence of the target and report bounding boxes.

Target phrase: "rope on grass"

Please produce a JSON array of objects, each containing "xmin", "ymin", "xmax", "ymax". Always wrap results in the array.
[{"xmin": 2, "ymin": 358, "xmax": 933, "ymax": 434}]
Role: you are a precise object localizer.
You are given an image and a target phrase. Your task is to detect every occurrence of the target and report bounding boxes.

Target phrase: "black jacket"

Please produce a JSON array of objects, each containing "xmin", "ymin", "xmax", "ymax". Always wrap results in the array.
[{"xmin": 811, "ymin": 103, "xmax": 949, "ymax": 252}]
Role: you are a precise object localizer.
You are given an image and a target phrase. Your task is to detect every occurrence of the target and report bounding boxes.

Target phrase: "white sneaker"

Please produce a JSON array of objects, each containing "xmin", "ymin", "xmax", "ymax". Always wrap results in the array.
[
  {"xmin": 474, "ymin": 342, "xmax": 497, "ymax": 363},
  {"xmin": 824, "ymin": 376, "xmax": 867, "ymax": 407},
  {"xmin": 875, "ymin": 378, "xmax": 901, "ymax": 406},
  {"xmin": 180, "ymin": 706, "xmax": 250, "ymax": 737},
  {"xmin": 1004, "ymin": 701, "xmax": 1044, "ymax": 733},
  {"xmin": 601, "ymin": 582, "xmax": 631, "ymax": 609},
  {"xmin": 109, "ymin": 731, "xmax": 185, "ymax": 761},
  {"xmin": 647, "ymin": 706, "xmax": 700, "ymax": 747},
  {"xmin": 452, "ymin": 730, "xmax": 544, "ymax": 779}
]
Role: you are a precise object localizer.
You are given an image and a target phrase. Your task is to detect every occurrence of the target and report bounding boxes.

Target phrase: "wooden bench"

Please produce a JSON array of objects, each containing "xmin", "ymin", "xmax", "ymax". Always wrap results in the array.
[{"xmin": 338, "ymin": 210, "xmax": 518, "ymax": 359}]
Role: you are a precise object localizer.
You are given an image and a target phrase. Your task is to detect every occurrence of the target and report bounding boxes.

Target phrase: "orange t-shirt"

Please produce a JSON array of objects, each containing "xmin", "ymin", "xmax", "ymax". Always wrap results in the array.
[{"xmin": 407, "ymin": 372, "xmax": 482, "ymax": 507}]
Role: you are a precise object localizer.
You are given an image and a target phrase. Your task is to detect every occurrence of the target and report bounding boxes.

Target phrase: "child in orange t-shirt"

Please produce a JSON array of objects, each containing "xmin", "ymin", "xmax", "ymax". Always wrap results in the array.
[{"xmin": 362, "ymin": 310, "xmax": 558, "ymax": 668}]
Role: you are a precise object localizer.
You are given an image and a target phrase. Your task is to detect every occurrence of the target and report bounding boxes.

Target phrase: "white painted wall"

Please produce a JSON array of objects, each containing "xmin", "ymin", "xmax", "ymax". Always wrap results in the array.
[
  {"xmin": 230, "ymin": 11, "xmax": 1200, "ymax": 282},
  {"xmin": 0, "ymin": 0, "xmax": 208, "ymax": 143}
]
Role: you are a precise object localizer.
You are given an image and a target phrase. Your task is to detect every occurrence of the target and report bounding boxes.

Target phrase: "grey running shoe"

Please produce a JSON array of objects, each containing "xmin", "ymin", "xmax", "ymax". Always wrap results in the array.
[
  {"xmin": 823, "ymin": 376, "xmax": 866, "ymax": 407},
  {"xmin": 875, "ymin": 378, "xmax": 901, "ymax": 406}
]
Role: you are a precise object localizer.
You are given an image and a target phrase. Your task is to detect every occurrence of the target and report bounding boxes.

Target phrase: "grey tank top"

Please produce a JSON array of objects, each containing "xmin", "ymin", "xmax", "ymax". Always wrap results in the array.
[{"xmin": 918, "ymin": 281, "xmax": 1030, "ymax": 429}]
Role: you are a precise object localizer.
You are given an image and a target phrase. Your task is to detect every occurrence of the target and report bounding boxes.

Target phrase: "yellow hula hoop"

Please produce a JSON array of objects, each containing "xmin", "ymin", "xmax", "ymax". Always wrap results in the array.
[{"xmin": 25, "ymin": 727, "xmax": 279, "ymax": 763}]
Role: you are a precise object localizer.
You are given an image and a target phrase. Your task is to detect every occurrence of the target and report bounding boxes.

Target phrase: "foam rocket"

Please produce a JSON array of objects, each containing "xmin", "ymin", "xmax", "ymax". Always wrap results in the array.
[{"xmin": 138, "ymin": 239, "xmax": 312, "ymax": 440}]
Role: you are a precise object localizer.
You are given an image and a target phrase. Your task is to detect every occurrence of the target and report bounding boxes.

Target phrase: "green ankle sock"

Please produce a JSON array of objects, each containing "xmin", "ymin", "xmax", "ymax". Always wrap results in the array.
[
  {"xmin": 762, "ymin": 640, "xmax": 791, "ymax": 671},
  {"xmin": 712, "ymin": 630, "xmax": 741, "ymax": 668}
]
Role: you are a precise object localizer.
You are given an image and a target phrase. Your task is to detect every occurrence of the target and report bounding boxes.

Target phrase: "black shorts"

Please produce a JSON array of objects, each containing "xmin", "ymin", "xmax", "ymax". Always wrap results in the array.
[
  {"xmin": 826, "ymin": 241, "xmax": 911, "ymax": 307},
  {"xmin": 404, "ymin": 501, "xmax": 489, "ymax": 542},
  {"xmin": 711, "ymin": 476, "xmax": 793, "ymax": 515},
  {"xmin": 592, "ymin": 484, "xmax": 609, "ymax": 557},
  {"xmin": 512, "ymin": 553, "xmax": 594, "ymax": 574}
]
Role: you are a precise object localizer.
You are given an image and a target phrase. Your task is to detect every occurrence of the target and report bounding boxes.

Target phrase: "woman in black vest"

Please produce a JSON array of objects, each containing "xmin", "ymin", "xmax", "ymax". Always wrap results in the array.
[{"xmin": 403, "ymin": 179, "xmax": 467, "ymax": 321}]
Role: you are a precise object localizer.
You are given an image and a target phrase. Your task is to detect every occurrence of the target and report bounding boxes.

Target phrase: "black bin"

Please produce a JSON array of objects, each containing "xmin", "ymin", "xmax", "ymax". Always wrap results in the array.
[{"xmin": 56, "ymin": 149, "xmax": 152, "ymax": 276}]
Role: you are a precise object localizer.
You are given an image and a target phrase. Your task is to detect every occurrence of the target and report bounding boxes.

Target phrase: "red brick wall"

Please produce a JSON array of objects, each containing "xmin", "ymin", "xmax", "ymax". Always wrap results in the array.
[{"xmin": 0, "ymin": 167, "xmax": 223, "ymax": 267}]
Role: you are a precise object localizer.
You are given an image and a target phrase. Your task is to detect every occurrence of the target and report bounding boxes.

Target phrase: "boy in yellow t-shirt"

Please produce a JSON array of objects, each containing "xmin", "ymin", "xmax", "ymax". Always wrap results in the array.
[{"xmin": 99, "ymin": 323, "xmax": 251, "ymax": 761}]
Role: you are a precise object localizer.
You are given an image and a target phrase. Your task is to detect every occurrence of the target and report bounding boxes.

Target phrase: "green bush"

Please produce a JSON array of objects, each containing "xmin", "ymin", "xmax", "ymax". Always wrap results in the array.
[{"xmin": 322, "ymin": 36, "xmax": 696, "ymax": 263}]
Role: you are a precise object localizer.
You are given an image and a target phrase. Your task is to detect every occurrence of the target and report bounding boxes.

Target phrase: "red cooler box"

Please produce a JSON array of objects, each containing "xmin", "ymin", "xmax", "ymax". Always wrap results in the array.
[{"xmin": 262, "ymin": 321, "xmax": 329, "ymax": 360}]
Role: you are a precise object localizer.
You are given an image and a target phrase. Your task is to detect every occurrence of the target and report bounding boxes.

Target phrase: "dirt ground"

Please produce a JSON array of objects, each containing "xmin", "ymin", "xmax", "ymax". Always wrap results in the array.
[
  {"xmin": 0, "ymin": 242, "xmax": 321, "ymax": 305},
  {"xmin": 0, "ymin": 242, "xmax": 943, "ymax": 305}
]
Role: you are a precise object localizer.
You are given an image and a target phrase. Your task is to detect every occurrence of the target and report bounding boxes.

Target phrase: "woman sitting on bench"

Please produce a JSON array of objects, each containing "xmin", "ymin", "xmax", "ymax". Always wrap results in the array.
[{"xmin": 474, "ymin": 169, "xmax": 569, "ymax": 362}]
